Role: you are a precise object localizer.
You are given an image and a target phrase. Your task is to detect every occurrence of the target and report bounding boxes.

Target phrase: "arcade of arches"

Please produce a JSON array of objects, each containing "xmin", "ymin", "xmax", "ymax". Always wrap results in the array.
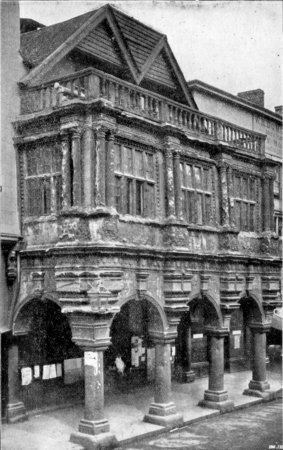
[{"xmin": 2, "ymin": 294, "xmax": 273, "ymax": 436}]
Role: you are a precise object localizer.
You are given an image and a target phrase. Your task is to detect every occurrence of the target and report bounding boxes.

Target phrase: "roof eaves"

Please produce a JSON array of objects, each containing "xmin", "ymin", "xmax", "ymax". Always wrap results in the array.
[{"xmin": 188, "ymin": 80, "xmax": 282, "ymax": 122}]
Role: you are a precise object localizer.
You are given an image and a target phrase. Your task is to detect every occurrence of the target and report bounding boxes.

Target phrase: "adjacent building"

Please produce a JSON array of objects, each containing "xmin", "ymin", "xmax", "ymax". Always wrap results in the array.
[
  {"xmin": 1, "ymin": 4, "xmax": 281, "ymax": 448},
  {"xmin": 187, "ymin": 81, "xmax": 282, "ymax": 236}
]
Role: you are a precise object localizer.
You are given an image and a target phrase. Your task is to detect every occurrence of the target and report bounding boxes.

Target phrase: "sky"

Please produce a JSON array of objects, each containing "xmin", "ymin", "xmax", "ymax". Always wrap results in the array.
[{"xmin": 19, "ymin": 0, "xmax": 282, "ymax": 111}]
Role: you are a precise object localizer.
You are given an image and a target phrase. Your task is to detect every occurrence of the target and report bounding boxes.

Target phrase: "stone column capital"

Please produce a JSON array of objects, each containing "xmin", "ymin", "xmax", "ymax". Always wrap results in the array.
[
  {"xmin": 94, "ymin": 126, "xmax": 107, "ymax": 138},
  {"xmin": 70, "ymin": 128, "xmax": 82, "ymax": 139},
  {"xmin": 249, "ymin": 322, "xmax": 271, "ymax": 334},
  {"xmin": 148, "ymin": 331, "xmax": 177, "ymax": 345},
  {"xmin": 204, "ymin": 327, "xmax": 229, "ymax": 338}
]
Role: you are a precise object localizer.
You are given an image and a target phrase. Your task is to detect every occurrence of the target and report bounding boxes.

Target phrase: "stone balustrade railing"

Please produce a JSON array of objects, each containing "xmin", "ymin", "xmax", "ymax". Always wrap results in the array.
[{"xmin": 20, "ymin": 67, "xmax": 265, "ymax": 154}]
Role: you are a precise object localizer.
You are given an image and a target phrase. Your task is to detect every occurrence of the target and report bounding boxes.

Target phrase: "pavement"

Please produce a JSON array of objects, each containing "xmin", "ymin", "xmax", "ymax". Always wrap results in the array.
[
  {"xmin": 122, "ymin": 400, "xmax": 283, "ymax": 450},
  {"xmin": 1, "ymin": 366, "xmax": 282, "ymax": 450}
]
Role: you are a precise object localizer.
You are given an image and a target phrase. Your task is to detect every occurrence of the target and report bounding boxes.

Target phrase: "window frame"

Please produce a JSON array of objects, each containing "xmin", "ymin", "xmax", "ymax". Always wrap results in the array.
[
  {"xmin": 24, "ymin": 143, "xmax": 62, "ymax": 217},
  {"xmin": 180, "ymin": 160, "xmax": 214, "ymax": 226},
  {"xmin": 232, "ymin": 171, "xmax": 257, "ymax": 232},
  {"xmin": 114, "ymin": 142, "xmax": 156, "ymax": 218}
]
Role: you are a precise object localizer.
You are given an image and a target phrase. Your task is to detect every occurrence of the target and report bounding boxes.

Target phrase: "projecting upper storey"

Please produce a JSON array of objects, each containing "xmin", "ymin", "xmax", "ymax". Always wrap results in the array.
[{"xmin": 19, "ymin": 4, "xmax": 265, "ymax": 157}]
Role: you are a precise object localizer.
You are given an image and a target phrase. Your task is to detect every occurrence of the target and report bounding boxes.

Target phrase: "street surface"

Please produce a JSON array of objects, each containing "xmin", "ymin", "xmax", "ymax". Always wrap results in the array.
[{"xmin": 121, "ymin": 400, "xmax": 282, "ymax": 450}]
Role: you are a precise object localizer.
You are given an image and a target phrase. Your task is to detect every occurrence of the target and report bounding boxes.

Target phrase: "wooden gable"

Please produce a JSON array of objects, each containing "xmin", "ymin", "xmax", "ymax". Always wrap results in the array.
[
  {"xmin": 144, "ymin": 50, "xmax": 176, "ymax": 89},
  {"xmin": 76, "ymin": 20, "xmax": 124, "ymax": 67}
]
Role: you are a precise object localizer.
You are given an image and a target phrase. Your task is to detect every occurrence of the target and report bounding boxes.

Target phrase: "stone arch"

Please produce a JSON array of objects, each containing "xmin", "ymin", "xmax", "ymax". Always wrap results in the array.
[
  {"xmin": 174, "ymin": 292, "xmax": 222, "ymax": 381},
  {"xmin": 113, "ymin": 293, "xmax": 168, "ymax": 332},
  {"xmin": 187, "ymin": 292, "xmax": 223, "ymax": 328},
  {"xmin": 105, "ymin": 293, "xmax": 167, "ymax": 388},
  {"xmin": 238, "ymin": 292, "xmax": 265, "ymax": 324},
  {"xmin": 12, "ymin": 293, "xmax": 61, "ymax": 336}
]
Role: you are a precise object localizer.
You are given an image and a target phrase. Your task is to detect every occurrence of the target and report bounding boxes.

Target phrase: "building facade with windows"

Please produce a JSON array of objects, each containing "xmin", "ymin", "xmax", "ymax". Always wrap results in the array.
[
  {"xmin": 3, "ymin": 5, "xmax": 282, "ymax": 448},
  {"xmin": 187, "ymin": 81, "xmax": 282, "ymax": 236}
]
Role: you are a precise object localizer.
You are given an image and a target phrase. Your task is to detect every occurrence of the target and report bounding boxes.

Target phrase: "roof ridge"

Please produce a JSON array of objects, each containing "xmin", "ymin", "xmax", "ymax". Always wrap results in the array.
[
  {"xmin": 108, "ymin": 3, "xmax": 165, "ymax": 37},
  {"xmin": 20, "ymin": 7, "xmax": 99, "ymax": 37},
  {"xmin": 187, "ymin": 79, "xmax": 281, "ymax": 119}
]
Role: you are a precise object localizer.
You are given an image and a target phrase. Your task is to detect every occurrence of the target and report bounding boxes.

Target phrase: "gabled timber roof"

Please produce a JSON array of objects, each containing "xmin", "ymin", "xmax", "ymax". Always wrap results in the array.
[{"xmin": 20, "ymin": 4, "xmax": 196, "ymax": 108}]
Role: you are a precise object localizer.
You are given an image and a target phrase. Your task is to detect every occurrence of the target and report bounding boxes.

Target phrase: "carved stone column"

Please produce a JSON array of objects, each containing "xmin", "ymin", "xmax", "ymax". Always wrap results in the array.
[
  {"xmin": 165, "ymin": 146, "xmax": 176, "ymax": 219},
  {"xmin": 262, "ymin": 173, "xmax": 274, "ymax": 232},
  {"xmin": 173, "ymin": 151, "xmax": 183, "ymax": 220},
  {"xmin": 61, "ymin": 132, "xmax": 71, "ymax": 209},
  {"xmin": 6, "ymin": 338, "xmax": 28, "ymax": 423},
  {"xmin": 144, "ymin": 336, "xmax": 183, "ymax": 429},
  {"xmin": 82, "ymin": 123, "xmax": 95, "ymax": 209},
  {"xmin": 243, "ymin": 323, "xmax": 271, "ymax": 397},
  {"xmin": 71, "ymin": 129, "xmax": 82, "ymax": 207},
  {"xmin": 95, "ymin": 128, "xmax": 106, "ymax": 207},
  {"xmin": 106, "ymin": 131, "xmax": 115, "ymax": 209},
  {"xmin": 219, "ymin": 163, "xmax": 230, "ymax": 227},
  {"xmin": 198, "ymin": 328, "xmax": 234, "ymax": 412},
  {"xmin": 227, "ymin": 166, "xmax": 234, "ymax": 227},
  {"xmin": 68, "ymin": 312, "xmax": 117, "ymax": 450}
]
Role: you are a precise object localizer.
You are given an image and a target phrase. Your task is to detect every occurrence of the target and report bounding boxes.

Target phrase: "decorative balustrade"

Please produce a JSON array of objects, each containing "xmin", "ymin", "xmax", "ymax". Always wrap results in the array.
[{"xmin": 20, "ymin": 67, "xmax": 264, "ymax": 154}]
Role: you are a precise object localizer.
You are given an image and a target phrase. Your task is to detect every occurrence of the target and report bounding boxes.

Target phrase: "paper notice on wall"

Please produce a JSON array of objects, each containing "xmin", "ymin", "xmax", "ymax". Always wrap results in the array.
[
  {"xmin": 85, "ymin": 352, "xmax": 98, "ymax": 375},
  {"xmin": 21, "ymin": 367, "xmax": 32, "ymax": 386},
  {"xmin": 43, "ymin": 365, "xmax": 50, "ymax": 380},
  {"xmin": 131, "ymin": 348, "xmax": 139, "ymax": 367},
  {"xmin": 234, "ymin": 335, "xmax": 241, "ymax": 349},
  {"xmin": 49, "ymin": 364, "xmax": 57, "ymax": 379},
  {"xmin": 34, "ymin": 365, "xmax": 40, "ymax": 379},
  {"xmin": 56, "ymin": 363, "xmax": 62, "ymax": 377}
]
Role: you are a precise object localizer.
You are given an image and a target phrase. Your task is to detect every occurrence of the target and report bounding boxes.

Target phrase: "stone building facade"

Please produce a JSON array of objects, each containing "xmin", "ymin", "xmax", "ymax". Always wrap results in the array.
[{"xmin": 3, "ymin": 4, "xmax": 282, "ymax": 448}]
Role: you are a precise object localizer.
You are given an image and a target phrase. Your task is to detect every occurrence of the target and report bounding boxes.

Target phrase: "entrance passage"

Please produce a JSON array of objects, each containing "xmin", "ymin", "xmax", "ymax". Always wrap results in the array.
[
  {"xmin": 15, "ymin": 299, "xmax": 83, "ymax": 412},
  {"xmin": 104, "ymin": 298, "xmax": 163, "ymax": 392},
  {"xmin": 224, "ymin": 306, "xmax": 251, "ymax": 372},
  {"xmin": 175, "ymin": 296, "xmax": 220, "ymax": 381}
]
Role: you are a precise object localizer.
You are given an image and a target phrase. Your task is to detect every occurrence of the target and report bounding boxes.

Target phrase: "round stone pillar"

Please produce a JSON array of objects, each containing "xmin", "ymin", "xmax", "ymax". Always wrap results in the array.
[
  {"xmin": 71, "ymin": 129, "xmax": 82, "ymax": 207},
  {"xmin": 105, "ymin": 131, "xmax": 115, "ymax": 209},
  {"xmin": 67, "ymin": 311, "xmax": 118, "ymax": 450},
  {"xmin": 184, "ymin": 326, "xmax": 195, "ymax": 382},
  {"xmin": 95, "ymin": 128, "xmax": 106, "ymax": 207},
  {"xmin": 243, "ymin": 323, "xmax": 271, "ymax": 397},
  {"xmin": 6, "ymin": 338, "xmax": 28, "ymax": 423},
  {"xmin": 198, "ymin": 328, "xmax": 234, "ymax": 412},
  {"xmin": 61, "ymin": 132, "xmax": 71, "ymax": 209},
  {"xmin": 164, "ymin": 147, "xmax": 176, "ymax": 219},
  {"xmin": 144, "ymin": 336, "xmax": 183, "ymax": 429}
]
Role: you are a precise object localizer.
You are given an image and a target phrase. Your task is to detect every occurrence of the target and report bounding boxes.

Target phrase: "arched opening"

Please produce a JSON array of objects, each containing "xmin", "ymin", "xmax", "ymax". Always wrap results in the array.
[
  {"xmin": 12, "ymin": 298, "xmax": 83, "ymax": 412},
  {"xmin": 175, "ymin": 295, "xmax": 221, "ymax": 381},
  {"xmin": 104, "ymin": 297, "xmax": 165, "ymax": 392},
  {"xmin": 224, "ymin": 296, "xmax": 264, "ymax": 373}
]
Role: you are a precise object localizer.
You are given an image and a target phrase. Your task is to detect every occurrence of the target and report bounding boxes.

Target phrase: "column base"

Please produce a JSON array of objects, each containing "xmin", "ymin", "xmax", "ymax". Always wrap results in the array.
[
  {"xmin": 185, "ymin": 370, "xmax": 195, "ymax": 383},
  {"xmin": 143, "ymin": 402, "xmax": 183, "ymax": 429},
  {"xmin": 70, "ymin": 431, "xmax": 117, "ymax": 450},
  {"xmin": 78, "ymin": 418, "xmax": 110, "ymax": 435},
  {"xmin": 198, "ymin": 390, "xmax": 234, "ymax": 413},
  {"xmin": 243, "ymin": 379, "xmax": 271, "ymax": 399},
  {"xmin": 6, "ymin": 402, "xmax": 28, "ymax": 424},
  {"xmin": 248, "ymin": 380, "xmax": 270, "ymax": 392}
]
